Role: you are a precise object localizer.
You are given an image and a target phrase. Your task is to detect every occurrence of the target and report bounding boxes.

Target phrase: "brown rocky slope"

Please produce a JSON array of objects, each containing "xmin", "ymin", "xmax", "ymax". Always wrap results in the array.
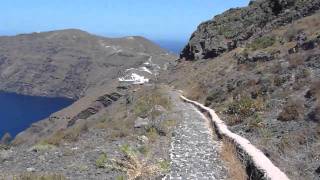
[{"xmin": 163, "ymin": 0, "xmax": 320, "ymax": 179}]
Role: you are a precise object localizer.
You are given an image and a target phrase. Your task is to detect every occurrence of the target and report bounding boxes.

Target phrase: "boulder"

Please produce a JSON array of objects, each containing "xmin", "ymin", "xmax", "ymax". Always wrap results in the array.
[
  {"xmin": 154, "ymin": 105, "xmax": 167, "ymax": 113},
  {"xmin": 316, "ymin": 166, "xmax": 320, "ymax": 174},
  {"xmin": 137, "ymin": 135, "xmax": 149, "ymax": 144},
  {"xmin": 308, "ymin": 106, "xmax": 320, "ymax": 122},
  {"xmin": 0, "ymin": 150, "xmax": 12, "ymax": 162},
  {"xmin": 134, "ymin": 117, "xmax": 150, "ymax": 128},
  {"xmin": 235, "ymin": 51, "xmax": 274, "ymax": 64},
  {"xmin": 0, "ymin": 133, "xmax": 12, "ymax": 145}
]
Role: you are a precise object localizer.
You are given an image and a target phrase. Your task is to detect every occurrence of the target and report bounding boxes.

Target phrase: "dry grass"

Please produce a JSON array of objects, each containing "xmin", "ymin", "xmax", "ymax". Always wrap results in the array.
[
  {"xmin": 277, "ymin": 98, "xmax": 304, "ymax": 121},
  {"xmin": 184, "ymin": 81, "xmax": 207, "ymax": 101},
  {"xmin": 93, "ymin": 101, "xmax": 134, "ymax": 140},
  {"xmin": 133, "ymin": 88, "xmax": 171, "ymax": 118},
  {"xmin": 288, "ymin": 54, "xmax": 304, "ymax": 68},
  {"xmin": 221, "ymin": 140, "xmax": 247, "ymax": 180},
  {"xmin": 42, "ymin": 121, "xmax": 88, "ymax": 146},
  {"xmin": 225, "ymin": 97, "xmax": 265, "ymax": 125},
  {"xmin": 274, "ymin": 13, "xmax": 320, "ymax": 40},
  {"xmin": 0, "ymin": 173, "xmax": 66, "ymax": 180},
  {"xmin": 107, "ymin": 144, "xmax": 162, "ymax": 180}
]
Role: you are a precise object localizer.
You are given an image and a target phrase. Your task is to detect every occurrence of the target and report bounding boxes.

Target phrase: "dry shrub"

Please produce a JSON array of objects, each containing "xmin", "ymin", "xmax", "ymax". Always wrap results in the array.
[
  {"xmin": 278, "ymin": 135, "xmax": 292, "ymax": 154},
  {"xmin": 43, "ymin": 121, "xmax": 88, "ymax": 146},
  {"xmin": 1, "ymin": 173, "xmax": 66, "ymax": 180},
  {"xmin": 95, "ymin": 116, "xmax": 133, "ymax": 140},
  {"xmin": 308, "ymin": 102, "xmax": 320, "ymax": 122},
  {"xmin": 308, "ymin": 81, "xmax": 320, "ymax": 100},
  {"xmin": 288, "ymin": 54, "xmax": 304, "ymax": 68},
  {"xmin": 316, "ymin": 124, "xmax": 320, "ymax": 135},
  {"xmin": 63, "ymin": 121, "xmax": 88, "ymax": 142},
  {"xmin": 225, "ymin": 97, "xmax": 265, "ymax": 125},
  {"xmin": 221, "ymin": 140, "xmax": 247, "ymax": 180},
  {"xmin": 185, "ymin": 82, "xmax": 207, "ymax": 101},
  {"xmin": 284, "ymin": 26, "xmax": 302, "ymax": 42},
  {"xmin": 42, "ymin": 129, "xmax": 66, "ymax": 146},
  {"xmin": 247, "ymin": 36, "xmax": 276, "ymax": 51},
  {"xmin": 108, "ymin": 144, "xmax": 161, "ymax": 180},
  {"xmin": 278, "ymin": 98, "xmax": 304, "ymax": 121},
  {"xmin": 134, "ymin": 88, "xmax": 171, "ymax": 117}
]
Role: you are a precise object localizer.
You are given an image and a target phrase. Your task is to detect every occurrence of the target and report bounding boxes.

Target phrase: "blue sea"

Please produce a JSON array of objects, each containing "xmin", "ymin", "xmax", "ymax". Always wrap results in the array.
[
  {"xmin": 0, "ymin": 92, "xmax": 74, "ymax": 138},
  {"xmin": 155, "ymin": 40, "xmax": 186, "ymax": 55}
]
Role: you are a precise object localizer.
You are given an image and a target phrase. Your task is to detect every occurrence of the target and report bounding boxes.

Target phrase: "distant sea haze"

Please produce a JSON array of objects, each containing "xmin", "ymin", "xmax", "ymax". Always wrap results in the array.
[
  {"xmin": 0, "ymin": 92, "xmax": 74, "ymax": 138},
  {"xmin": 155, "ymin": 40, "xmax": 186, "ymax": 54}
]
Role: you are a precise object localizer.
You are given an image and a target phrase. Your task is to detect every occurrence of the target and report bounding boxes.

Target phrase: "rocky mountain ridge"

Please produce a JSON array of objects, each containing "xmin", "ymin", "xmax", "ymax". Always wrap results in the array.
[
  {"xmin": 181, "ymin": 0, "xmax": 320, "ymax": 60},
  {"xmin": 0, "ymin": 29, "xmax": 175, "ymax": 99}
]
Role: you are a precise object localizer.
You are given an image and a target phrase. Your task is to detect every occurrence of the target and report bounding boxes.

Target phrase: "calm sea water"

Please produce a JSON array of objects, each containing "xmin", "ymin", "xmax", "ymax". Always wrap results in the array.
[
  {"xmin": 0, "ymin": 92, "xmax": 74, "ymax": 138},
  {"xmin": 155, "ymin": 40, "xmax": 186, "ymax": 55}
]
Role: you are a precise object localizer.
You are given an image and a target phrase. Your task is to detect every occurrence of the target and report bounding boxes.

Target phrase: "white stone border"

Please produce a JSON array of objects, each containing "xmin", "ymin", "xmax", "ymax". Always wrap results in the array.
[{"xmin": 180, "ymin": 95, "xmax": 290, "ymax": 180}]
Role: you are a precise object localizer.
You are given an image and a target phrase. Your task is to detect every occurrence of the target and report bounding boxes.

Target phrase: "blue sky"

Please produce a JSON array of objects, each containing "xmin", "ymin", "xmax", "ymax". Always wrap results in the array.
[{"xmin": 0, "ymin": 0, "xmax": 250, "ymax": 42}]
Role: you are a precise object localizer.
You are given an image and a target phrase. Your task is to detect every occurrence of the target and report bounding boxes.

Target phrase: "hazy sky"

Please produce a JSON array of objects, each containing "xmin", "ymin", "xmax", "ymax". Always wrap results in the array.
[{"xmin": 0, "ymin": 0, "xmax": 250, "ymax": 42}]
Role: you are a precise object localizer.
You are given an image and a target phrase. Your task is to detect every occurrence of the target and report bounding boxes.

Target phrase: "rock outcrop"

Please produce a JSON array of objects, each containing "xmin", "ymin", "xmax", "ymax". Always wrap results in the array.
[{"xmin": 180, "ymin": 0, "xmax": 320, "ymax": 60}]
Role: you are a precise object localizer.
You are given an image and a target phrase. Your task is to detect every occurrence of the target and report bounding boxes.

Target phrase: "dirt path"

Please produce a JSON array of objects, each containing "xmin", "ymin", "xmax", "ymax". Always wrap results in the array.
[{"xmin": 164, "ymin": 91, "xmax": 227, "ymax": 179}]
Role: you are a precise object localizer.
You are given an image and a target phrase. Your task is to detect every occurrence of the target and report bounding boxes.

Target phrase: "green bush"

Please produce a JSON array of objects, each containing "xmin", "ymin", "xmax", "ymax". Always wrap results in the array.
[
  {"xmin": 133, "ymin": 90, "xmax": 171, "ymax": 117},
  {"xmin": 247, "ymin": 36, "xmax": 276, "ymax": 50},
  {"xmin": 226, "ymin": 97, "xmax": 264, "ymax": 121},
  {"xmin": 95, "ymin": 153, "xmax": 108, "ymax": 168},
  {"xmin": 31, "ymin": 142, "xmax": 56, "ymax": 152},
  {"xmin": 137, "ymin": 145, "xmax": 149, "ymax": 155},
  {"xmin": 158, "ymin": 160, "xmax": 170, "ymax": 172}
]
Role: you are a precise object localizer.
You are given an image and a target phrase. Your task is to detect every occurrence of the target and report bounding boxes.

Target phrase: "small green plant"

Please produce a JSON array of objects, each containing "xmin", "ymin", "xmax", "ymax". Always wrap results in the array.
[
  {"xmin": 137, "ymin": 145, "xmax": 149, "ymax": 155},
  {"xmin": 145, "ymin": 127, "xmax": 159, "ymax": 142},
  {"xmin": 162, "ymin": 119, "xmax": 177, "ymax": 129},
  {"xmin": 247, "ymin": 36, "xmax": 276, "ymax": 51},
  {"xmin": 218, "ymin": 25, "xmax": 238, "ymax": 38},
  {"xmin": 248, "ymin": 113, "xmax": 264, "ymax": 129},
  {"xmin": 133, "ymin": 89, "xmax": 171, "ymax": 118},
  {"xmin": 115, "ymin": 175, "xmax": 126, "ymax": 180},
  {"xmin": 259, "ymin": 128, "xmax": 272, "ymax": 145},
  {"xmin": 284, "ymin": 27, "xmax": 302, "ymax": 42},
  {"xmin": 158, "ymin": 160, "xmax": 170, "ymax": 172},
  {"xmin": 111, "ymin": 144, "xmax": 164, "ymax": 179},
  {"xmin": 226, "ymin": 97, "xmax": 264, "ymax": 120},
  {"xmin": 279, "ymin": 136, "xmax": 292, "ymax": 154},
  {"xmin": 31, "ymin": 142, "xmax": 56, "ymax": 152},
  {"xmin": 95, "ymin": 153, "xmax": 108, "ymax": 168}
]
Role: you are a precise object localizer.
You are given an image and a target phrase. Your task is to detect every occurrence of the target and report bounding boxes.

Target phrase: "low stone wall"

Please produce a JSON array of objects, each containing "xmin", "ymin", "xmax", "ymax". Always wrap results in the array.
[{"xmin": 180, "ymin": 95, "xmax": 290, "ymax": 180}]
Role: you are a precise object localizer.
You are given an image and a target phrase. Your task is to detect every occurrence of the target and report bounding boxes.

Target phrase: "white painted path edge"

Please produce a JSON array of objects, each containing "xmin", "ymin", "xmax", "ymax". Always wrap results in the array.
[{"xmin": 180, "ymin": 95, "xmax": 290, "ymax": 180}]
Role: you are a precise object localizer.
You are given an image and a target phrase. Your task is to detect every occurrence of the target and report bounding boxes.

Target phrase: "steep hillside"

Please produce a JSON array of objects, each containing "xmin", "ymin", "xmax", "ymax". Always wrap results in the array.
[
  {"xmin": 181, "ymin": 0, "xmax": 320, "ymax": 60},
  {"xmin": 0, "ymin": 29, "xmax": 174, "ymax": 99},
  {"xmin": 165, "ymin": 0, "xmax": 320, "ymax": 179}
]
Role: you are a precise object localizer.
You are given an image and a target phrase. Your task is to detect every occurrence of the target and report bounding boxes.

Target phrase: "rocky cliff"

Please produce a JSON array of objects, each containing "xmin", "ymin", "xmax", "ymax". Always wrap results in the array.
[
  {"xmin": 181, "ymin": 0, "xmax": 320, "ymax": 60},
  {"xmin": 165, "ymin": 0, "xmax": 320, "ymax": 179}
]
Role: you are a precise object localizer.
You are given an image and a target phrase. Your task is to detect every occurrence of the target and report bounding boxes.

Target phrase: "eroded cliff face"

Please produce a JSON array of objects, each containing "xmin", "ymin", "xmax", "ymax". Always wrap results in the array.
[
  {"xmin": 180, "ymin": 0, "xmax": 320, "ymax": 60},
  {"xmin": 0, "ymin": 29, "xmax": 175, "ymax": 99}
]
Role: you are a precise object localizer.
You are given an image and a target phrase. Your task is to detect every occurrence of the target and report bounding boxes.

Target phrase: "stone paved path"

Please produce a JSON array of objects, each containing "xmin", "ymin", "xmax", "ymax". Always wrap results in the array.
[{"xmin": 165, "ymin": 91, "xmax": 227, "ymax": 180}]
